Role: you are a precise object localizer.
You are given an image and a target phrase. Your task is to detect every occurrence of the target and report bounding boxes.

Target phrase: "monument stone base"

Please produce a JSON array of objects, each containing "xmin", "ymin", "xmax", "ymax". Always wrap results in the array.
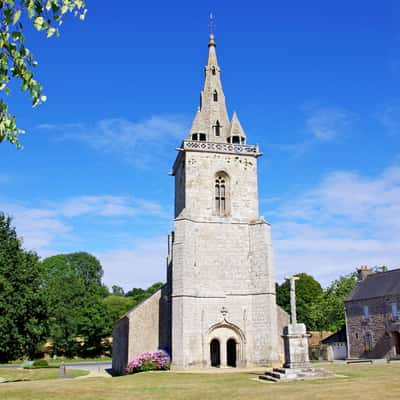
[
  {"xmin": 283, "ymin": 323, "xmax": 310, "ymax": 368},
  {"xmin": 259, "ymin": 323, "xmax": 332, "ymax": 382}
]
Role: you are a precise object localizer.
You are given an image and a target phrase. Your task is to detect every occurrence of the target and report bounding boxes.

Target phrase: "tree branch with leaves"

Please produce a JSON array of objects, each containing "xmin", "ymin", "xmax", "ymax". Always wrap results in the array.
[{"xmin": 0, "ymin": 0, "xmax": 87, "ymax": 147}]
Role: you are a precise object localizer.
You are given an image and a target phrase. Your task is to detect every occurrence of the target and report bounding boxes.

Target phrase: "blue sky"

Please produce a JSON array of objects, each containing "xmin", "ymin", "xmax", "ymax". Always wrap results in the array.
[{"xmin": 1, "ymin": 1, "xmax": 399, "ymax": 290}]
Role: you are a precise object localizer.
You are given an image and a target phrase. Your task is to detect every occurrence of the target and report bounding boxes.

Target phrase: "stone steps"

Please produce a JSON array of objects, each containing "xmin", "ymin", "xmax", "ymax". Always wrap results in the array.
[{"xmin": 259, "ymin": 367, "xmax": 332, "ymax": 382}]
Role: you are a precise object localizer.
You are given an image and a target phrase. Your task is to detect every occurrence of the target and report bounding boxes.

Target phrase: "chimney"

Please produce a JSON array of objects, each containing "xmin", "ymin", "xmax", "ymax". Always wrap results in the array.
[{"xmin": 357, "ymin": 265, "xmax": 372, "ymax": 281}]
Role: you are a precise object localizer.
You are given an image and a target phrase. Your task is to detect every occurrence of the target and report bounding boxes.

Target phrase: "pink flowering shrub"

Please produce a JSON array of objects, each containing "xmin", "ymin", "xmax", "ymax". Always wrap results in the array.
[{"xmin": 126, "ymin": 350, "xmax": 170, "ymax": 374}]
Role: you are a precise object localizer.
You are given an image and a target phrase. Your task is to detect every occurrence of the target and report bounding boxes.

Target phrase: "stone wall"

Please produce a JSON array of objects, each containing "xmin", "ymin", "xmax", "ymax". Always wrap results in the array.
[
  {"xmin": 345, "ymin": 294, "xmax": 400, "ymax": 358},
  {"xmin": 112, "ymin": 317, "xmax": 129, "ymax": 375},
  {"xmin": 127, "ymin": 285, "xmax": 171, "ymax": 362},
  {"xmin": 277, "ymin": 306, "xmax": 290, "ymax": 362},
  {"xmin": 112, "ymin": 285, "xmax": 171, "ymax": 375}
]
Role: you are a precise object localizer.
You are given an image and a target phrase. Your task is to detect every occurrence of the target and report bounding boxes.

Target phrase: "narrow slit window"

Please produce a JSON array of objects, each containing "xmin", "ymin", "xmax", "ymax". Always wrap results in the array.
[
  {"xmin": 213, "ymin": 121, "xmax": 221, "ymax": 136},
  {"xmin": 213, "ymin": 90, "xmax": 218, "ymax": 102},
  {"xmin": 212, "ymin": 66, "xmax": 216, "ymax": 75}
]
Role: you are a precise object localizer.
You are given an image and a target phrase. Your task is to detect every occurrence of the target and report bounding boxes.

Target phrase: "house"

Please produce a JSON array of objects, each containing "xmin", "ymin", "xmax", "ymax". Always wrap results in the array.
[{"xmin": 345, "ymin": 266, "xmax": 400, "ymax": 359}]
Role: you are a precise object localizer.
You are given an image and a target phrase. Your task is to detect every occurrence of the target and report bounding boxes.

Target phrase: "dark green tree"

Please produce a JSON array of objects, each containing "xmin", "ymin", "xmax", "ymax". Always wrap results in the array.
[
  {"xmin": 112, "ymin": 285, "xmax": 125, "ymax": 296},
  {"xmin": 41, "ymin": 252, "xmax": 109, "ymax": 357},
  {"xmin": 315, "ymin": 273, "xmax": 357, "ymax": 332},
  {"xmin": 276, "ymin": 273, "xmax": 323, "ymax": 331},
  {"xmin": 125, "ymin": 282, "xmax": 164, "ymax": 304},
  {"xmin": 0, "ymin": 213, "xmax": 48, "ymax": 362},
  {"xmin": 102, "ymin": 295, "xmax": 135, "ymax": 325}
]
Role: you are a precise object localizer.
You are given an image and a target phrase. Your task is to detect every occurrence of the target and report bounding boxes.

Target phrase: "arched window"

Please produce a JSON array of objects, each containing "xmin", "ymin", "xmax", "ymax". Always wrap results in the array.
[
  {"xmin": 213, "ymin": 90, "xmax": 218, "ymax": 102},
  {"xmin": 215, "ymin": 172, "xmax": 229, "ymax": 216},
  {"xmin": 213, "ymin": 120, "xmax": 221, "ymax": 137}
]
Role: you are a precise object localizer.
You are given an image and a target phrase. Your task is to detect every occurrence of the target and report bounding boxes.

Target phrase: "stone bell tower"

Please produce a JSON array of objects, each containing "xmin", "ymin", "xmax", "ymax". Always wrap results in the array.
[{"xmin": 170, "ymin": 33, "xmax": 279, "ymax": 369}]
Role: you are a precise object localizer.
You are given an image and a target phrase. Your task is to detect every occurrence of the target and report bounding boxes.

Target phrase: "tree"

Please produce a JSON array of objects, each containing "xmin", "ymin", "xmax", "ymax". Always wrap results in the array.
[
  {"xmin": 112, "ymin": 285, "xmax": 125, "ymax": 296},
  {"xmin": 41, "ymin": 252, "xmax": 109, "ymax": 357},
  {"xmin": 102, "ymin": 295, "xmax": 135, "ymax": 325},
  {"xmin": 0, "ymin": 0, "xmax": 87, "ymax": 147},
  {"xmin": 276, "ymin": 273, "xmax": 323, "ymax": 331},
  {"xmin": 0, "ymin": 213, "xmax": 48, "ymax": 362},
  {"xmin": 316, "ymin": 273, "xmax": 358, "ymax": 332}
]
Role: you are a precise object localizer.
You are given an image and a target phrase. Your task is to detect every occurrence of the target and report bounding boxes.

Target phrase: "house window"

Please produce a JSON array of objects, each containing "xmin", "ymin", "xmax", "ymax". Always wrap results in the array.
[
  {"xmin": 391, "ymin": 303, "xmax": 398, "ymax": 321},
  {"xmin": 363, "ymin": 305, "xmax": 369, "ymax": 321},
  {"xmin": 215, "ymin": 172, "xmax": 229, "ymax": 216},
  {"xmin": 213, "ymin": 90, "xmax": 218, "ymax": 102},
  {"xmin": 213, "ymin": 121, "xmax": 221, "ymax": 136},
  {"xmin": 364, "ymin": 332, "xmax": 373, "ymax": 352}
]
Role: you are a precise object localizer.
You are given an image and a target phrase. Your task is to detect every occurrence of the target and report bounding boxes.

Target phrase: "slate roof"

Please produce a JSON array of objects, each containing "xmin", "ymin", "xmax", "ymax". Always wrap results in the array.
[
  {"xmin": 345, "ymin": 268, "xmax": 400, "ymax": 302},
  {"xmin": 321, "ymin": 326, "xmax": 347, "ymax": 344}
]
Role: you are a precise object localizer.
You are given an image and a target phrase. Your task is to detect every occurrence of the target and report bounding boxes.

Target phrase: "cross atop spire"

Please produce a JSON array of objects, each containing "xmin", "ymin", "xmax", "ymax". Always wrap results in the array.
[{"xmin": 209, "ymin": 13, "xmax": 216, "ymax": 35}]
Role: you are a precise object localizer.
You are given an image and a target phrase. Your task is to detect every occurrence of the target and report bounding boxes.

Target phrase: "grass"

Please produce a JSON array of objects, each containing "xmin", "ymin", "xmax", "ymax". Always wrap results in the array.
[
  {"xmin": 1, "ymin": 363, "xmax": 400, "ymax": 399},
  {"xmin": 0, "ymin": 368, "xmax": 89, "ymax": 383},
  {"xmin": 0, "ymin": 356, "xmax": 111, "ymax": 367}
]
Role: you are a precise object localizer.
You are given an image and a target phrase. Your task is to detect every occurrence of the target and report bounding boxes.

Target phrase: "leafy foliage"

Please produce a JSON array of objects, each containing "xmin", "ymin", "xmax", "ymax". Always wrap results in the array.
[
  {"xmin": 41, "ymin": 252, "xmax": 110, "ymax": 357},
  {"xmin": 277, "ymin": 272, "xmax": 358, "ymax": 332},
  {"xmin": 0, "ymin": 213, "xmax": 48, "ymax": 363},
  {"xmin": 0, "ymin": 0, "xmax": 87, "ymax": 147},
  {"xmin": 314, "ymin": 273, "xmax": 357, "ymax": 332},
  {"xmin": 276, "ymin": 273, "xmax": 323, "ymax": 331},
  {"xmin": 125, "ymin": 282, "xmax": 164, "ymax": 304}
]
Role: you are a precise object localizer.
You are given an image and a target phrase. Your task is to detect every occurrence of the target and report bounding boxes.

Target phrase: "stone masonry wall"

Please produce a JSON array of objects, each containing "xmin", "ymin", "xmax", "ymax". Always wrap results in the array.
[
  {"xmin": 126, "ymin": 285, "xmax": 171, "ymax": 363},
  {"xmin": 345, "ymin": 294, "xmax": 400, "ymax": 358},
  {"xmin": 112, "ymin": 317, "xmax": 129, "ymax": 375},
  {"xmin": 171, "ymin": 148, "xmax": 279, "ymax": 368},
  {"xmin": 277, "ymin": 306, "xmax": 290, "ymax": 363}
]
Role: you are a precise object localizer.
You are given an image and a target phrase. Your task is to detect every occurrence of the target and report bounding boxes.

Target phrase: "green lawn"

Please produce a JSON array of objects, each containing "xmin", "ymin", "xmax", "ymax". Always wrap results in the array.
[
  {"xmin": 0, "ymin": 368, "xmax": 89, "ymax": 383},
  {"xmin": 1, "ymin": 363, "xmax": 400, "ymax": 400},
  {"xmin": 0, "ymin": 356, "xmax": 111, "ymax": 367}
]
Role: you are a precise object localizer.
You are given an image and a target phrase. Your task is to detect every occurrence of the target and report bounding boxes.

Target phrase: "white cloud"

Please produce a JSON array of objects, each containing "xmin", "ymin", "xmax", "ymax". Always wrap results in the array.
[
  {"xmin": 305, "ymin": 106, "xmax": 353, "ymax": 141},
  {"xmin": 97, "ymin": 238, "xmax": 167, "ymax": 290},
  {"xmin": 265, "ymin": 105, "xmax": 354, "ymax": 157},
  {"xmin": 379, "ymin": 102, "xmax": 400, "ymax": 135},
  {"xmin": 270, "ymin": 165, "xmax": 400, "ymax": 286},
  {"xmin": 56, "ymin": 195, "xmax": 168, "ymax": 218},
  {"xmin": 0, "ymin": 204, "xmax": 72, "ymax": 250},
  {"xmin": 0, "ymin": 194, "xmax": 168, "ymax": 253},
  {"xmin": 37, "ymin": 115, "xmax": 189, "ymax": 166}
]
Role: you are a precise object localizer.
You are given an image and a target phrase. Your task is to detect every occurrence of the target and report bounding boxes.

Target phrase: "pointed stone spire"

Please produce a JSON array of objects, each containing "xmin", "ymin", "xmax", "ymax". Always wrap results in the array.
[
  {"xmin": 188, "ymin": 33, "xmax": 230, "ymax": 143},
  {"xmin": 207, "ymin": 34, "xmax": 218, "ymax": 67},
  {"xmin": 227, "ymin": 112, "xmax": 246, "ymax": 144}
]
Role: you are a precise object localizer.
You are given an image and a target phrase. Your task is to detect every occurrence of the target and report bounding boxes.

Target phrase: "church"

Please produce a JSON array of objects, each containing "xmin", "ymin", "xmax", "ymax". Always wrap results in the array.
[{"xmin": 112, "ymin": 33, "xmax": 288, "ymax": 374}]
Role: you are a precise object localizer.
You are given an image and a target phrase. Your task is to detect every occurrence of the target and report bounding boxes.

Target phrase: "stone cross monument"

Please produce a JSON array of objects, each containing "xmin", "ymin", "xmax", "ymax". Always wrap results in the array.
[
  {"xmin": 283, "ymin": 275, "xmax": 310, "ymax": 369},
  {"xmin": 260, "ymin": 275, "xmax": 331, "ymax": 381},
  {"xmin": 288, "ymin": 275, "xmax": 299, "ymax": 324}
]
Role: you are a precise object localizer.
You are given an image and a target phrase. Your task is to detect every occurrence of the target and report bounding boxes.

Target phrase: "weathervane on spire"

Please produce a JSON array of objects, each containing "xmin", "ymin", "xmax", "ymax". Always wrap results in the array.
[{"xmin": 209, "ymin": 13, "xmax": 216, "ymax": 35}]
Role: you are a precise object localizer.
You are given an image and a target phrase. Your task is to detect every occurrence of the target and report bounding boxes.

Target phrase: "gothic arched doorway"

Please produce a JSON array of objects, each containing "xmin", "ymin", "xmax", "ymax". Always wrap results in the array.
[
  {"xmin": 210, "ymin": 339, "xmax": 221, "ymax": 367},
  {"xmin": 227, "ymin": 339, "xmax": 237, "ymax": 367}
]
